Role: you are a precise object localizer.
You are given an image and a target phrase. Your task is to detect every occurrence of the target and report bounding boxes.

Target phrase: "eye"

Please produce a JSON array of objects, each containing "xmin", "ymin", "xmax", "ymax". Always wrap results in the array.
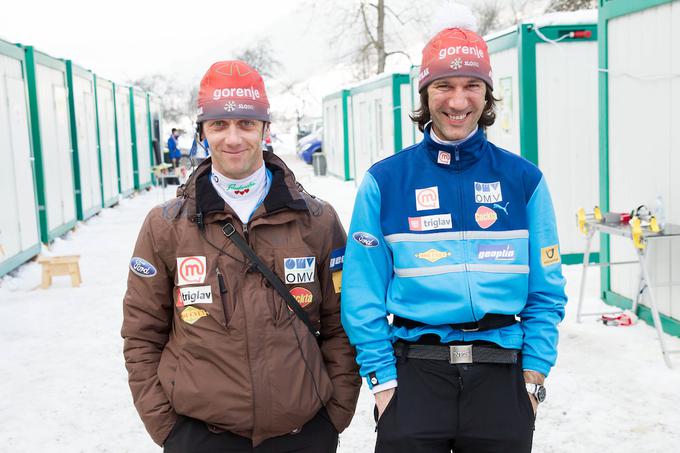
[
  {"xmin": 240, "ymin": 120, "xmax": 255, "ymax": 128},
  {"xmin": 209, "ymin": 120, "xmax": 225, "ymax": 129}
]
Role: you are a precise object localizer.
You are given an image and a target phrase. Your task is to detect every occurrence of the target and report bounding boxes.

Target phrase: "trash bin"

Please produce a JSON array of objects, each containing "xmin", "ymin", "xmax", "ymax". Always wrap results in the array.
[{"xmin": 312, "ymin": 153, "xmax": 327, "ymax": 176}]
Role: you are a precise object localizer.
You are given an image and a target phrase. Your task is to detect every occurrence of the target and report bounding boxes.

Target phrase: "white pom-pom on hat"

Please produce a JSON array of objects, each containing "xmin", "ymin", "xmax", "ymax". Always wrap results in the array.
[{"xmin": 429, "ymin": 1, "xmax": 478, "ymax": 37}]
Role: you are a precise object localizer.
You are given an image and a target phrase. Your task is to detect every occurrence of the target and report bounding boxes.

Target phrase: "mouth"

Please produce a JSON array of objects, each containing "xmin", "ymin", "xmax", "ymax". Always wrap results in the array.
[{"xmin": 445, "ymin": 112, "xmax": 469, "ymax": 122}]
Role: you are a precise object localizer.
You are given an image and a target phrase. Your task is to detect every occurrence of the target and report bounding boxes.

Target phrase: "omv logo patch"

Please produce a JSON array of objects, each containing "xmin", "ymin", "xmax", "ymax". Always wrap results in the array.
[
  {"xmin": 353, "ymin": 232, "xmax": 379, "ymax": 247},
  {"xmin": 130, "ymin": 257, "xmax": 157, "ymax": 278}
]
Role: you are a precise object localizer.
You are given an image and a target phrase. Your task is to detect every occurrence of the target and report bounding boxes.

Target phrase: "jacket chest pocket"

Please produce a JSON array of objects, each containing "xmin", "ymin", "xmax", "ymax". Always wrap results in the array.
[{"xmin": 269, "ymin": 248, "xmax": 323, "ymax": 325}]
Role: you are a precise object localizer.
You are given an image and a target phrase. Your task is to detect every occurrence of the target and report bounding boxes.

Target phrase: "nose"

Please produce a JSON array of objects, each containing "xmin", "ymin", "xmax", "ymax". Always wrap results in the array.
[
  {"xmin": 222, "ymin": 124, "xmax": 242, "ymax": 146},
  {"xmin": 447, "ymin": 88, "xmax": 469, "ymax": 111}
]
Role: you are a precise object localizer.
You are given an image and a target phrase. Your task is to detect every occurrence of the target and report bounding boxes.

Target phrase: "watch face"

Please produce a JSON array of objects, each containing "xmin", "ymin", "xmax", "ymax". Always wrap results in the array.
[{"xmin": 536, "ymin": 385, "xmax": 547, "ymax": 403}]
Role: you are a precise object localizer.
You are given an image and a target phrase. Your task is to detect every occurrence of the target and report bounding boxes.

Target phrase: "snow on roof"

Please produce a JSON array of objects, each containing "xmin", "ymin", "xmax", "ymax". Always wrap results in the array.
[
  {"xmin": 484, "ymin": 9, "xmax": 597, "ymax": 42},
  {"xmin": 529, "ymin": 9, "xmax": 598, "ymax": 28}
]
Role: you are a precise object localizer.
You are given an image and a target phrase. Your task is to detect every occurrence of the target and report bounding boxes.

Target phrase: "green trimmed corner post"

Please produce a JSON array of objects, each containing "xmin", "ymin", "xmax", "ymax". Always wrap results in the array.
[
  {"xmin": 598, "ymin": 1, "xmax": 612, "ymax": 300},
  {"xmin": 112, "ymin": 84, "xmax": 123, "ymax": 194},
  {"xmin": 23, "ymin": 46, "xmax": 49, "ymax": 243},
  {"xmin": 129, "ymin": 87, "xmax": 140, "ymax": 190},
  {"xmin": 146, "ymin": 94, "xmax": 157, "ymax": 186},
  {"xmin": 93, "ymin": 74, "xmax": 107, "ymax": 209},
  {"xmin": 517, "ymin": 24, "xmax": 539, "ymax": 166},
  {"xmin": 65, "ymin": 61, "xmax": 85, "ymax": 220},
  {"xmin": 341, "ymin": 90, "xmax": 351, "ymax": 181},
  {"xmin": 392, "ymin": 73, "xmax": 409, "ymax": 153}
]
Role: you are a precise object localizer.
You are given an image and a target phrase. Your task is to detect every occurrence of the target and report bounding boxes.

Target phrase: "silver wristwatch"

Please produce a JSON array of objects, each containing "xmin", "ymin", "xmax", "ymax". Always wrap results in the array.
[{"xmin": 525, "ymin": 383, "xmax": 546, "ymax": 403}]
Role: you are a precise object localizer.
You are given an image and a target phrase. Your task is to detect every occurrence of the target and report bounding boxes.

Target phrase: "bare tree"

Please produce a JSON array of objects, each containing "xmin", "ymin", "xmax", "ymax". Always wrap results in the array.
[
  {"xmin": 545, "ymin": 0, "xmax": 597, "ymax": 12},
  {"xmin": 474, "ymin": 0, "xmax": 502, "ymax": 36},
  {"xmin": 234, "ymin": 38, "xmax": 283, "ymax": 78},
  {"xmin": 129, "ymin": 73, "xmax": 191, "ymax": 124}
]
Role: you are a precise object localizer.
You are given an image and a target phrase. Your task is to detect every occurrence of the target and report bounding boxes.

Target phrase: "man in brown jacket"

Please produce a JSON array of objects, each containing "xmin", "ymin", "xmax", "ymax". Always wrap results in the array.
[{"xmin": 122, "ymin": 60, "xmax": 361, "ymax": 452}]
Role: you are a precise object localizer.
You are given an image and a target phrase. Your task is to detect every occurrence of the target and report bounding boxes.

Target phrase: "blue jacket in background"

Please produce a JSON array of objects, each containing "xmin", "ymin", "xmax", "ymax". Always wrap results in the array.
[
  {"xmin": 341, "ymin": 125, "xmax": 567, "ymax": 389},
  {"xmin": 167, "ymin": 135, "xmax": 181, "ymax": 159}
]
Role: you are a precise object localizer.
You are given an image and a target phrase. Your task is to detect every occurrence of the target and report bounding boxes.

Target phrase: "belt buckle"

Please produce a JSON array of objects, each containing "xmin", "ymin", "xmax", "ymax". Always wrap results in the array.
[{"xmin": 449, "ymin": 345, "xmax": 473, "ymax": 364}]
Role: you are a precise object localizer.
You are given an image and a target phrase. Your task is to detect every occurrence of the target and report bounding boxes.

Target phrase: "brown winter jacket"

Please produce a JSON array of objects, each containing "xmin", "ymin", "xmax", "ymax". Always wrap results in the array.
[{"xmin": 121, "ymin": 153, "xmax": 361, "ymax": 446}]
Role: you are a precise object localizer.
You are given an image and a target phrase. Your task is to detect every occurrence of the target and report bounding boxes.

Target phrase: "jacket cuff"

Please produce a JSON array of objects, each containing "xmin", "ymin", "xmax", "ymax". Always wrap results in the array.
[
  {"xmin": 366, "ymin": 365, "xmax": 397, "ymax": 390},
  {"xmin": 521, "ymin": 355, "xmax": 552, "ymax": 377}
]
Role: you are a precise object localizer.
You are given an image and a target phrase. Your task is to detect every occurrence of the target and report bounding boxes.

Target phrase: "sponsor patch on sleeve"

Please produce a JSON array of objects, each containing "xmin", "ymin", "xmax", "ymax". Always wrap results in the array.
[
  {"xmin": 332, "ymin": 271, "xmax": 342, "ymax": 294},
  {"xmin": 352, "ymin": 232, "xmax": 379, "ymax": 247},
  {"xmin": 329, "ymin": 247, "xmax": 345, "ymax": 272},
  {"xmin": 541, "ymin": 245, "xmax": 561, "ymax": 267},
  {"xmin": 130, "ymin": 257, "xmax": 157, "ymax": 278},
  {"xmin": 289, "ymin": 287, "xmax": 314, "ymax": 309}
]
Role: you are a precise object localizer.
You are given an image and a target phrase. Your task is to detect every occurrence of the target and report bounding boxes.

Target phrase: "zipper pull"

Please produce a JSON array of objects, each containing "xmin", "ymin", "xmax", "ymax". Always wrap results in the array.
[
  {"xmin": 216, "ymin": 267, "xmax": 227, "ymax": 294},
  {"xmin": 243, "ymin": 222, "xmax": 249, "ymax": 241},
  {"xmin": 455, "ymin": 148, "xmax": 460, "ymax": 162}
]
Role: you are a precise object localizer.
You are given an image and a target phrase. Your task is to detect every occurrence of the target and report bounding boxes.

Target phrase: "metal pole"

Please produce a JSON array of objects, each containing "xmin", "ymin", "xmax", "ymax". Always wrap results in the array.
[
  {"xmin": 638, "ymin": 247, "xmax": 673, "ymax": 369},
  {"xmin": 577, "ymin": 229, "xmax": 595, "ymax": 323}
]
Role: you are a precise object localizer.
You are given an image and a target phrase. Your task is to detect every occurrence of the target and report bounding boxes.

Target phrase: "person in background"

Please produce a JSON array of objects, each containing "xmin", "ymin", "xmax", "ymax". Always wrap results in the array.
[{"xmin": 167, "ymin": 128, "xmax": 182, "ymax": 168}]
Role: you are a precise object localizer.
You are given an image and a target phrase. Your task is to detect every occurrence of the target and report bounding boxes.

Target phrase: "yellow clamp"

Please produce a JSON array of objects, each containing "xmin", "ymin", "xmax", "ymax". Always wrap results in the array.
[
  {"xmin": 631, "ymin": 216, "xmax": 645, "ymax": 249},
  {"xmin": 649, "ymin": 216, "xmax": 660, "ymax": 233},
  {"xmin": 594, "ymin": 206, "xmax": 603, "ymax": 222},
  {"xmin": 577, "ymin": 208, "xmax": 587, "ymax": 234}
]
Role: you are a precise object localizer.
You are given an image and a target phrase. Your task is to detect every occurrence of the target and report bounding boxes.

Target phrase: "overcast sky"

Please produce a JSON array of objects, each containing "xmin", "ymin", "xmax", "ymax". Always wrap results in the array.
[{"xmin": 1, "ymin": 0, "xmax": 313, "ymax": 84}]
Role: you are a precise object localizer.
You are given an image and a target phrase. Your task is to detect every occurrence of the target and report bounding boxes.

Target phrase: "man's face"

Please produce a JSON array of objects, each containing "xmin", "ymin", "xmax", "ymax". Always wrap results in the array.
[
  {"xmin": 426, "ymin": 76, "xmax": 487, "ymax": 141},
  {"xmin": 203, "ymin": 118, "xmax": 265, "ymax": 179}
]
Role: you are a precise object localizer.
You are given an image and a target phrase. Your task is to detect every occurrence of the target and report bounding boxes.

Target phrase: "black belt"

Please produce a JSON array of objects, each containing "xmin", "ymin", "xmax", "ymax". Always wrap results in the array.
[
  {"xmin": 394, "ymin": 341, "xmax": 519, "ymax": 365},
  {"xmin": 392, "ymin": 313, "xmax": 517, "ymax": 332}
]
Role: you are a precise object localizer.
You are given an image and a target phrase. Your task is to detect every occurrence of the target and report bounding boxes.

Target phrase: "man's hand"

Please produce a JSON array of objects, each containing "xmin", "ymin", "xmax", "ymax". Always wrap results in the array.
[
  {"xmin": 523, "ymin": 370, "xmax": 545, "ymax": 417},
  {"xmin": 374, "ymin": 388, "xmax": 396, "ymax": 419}
]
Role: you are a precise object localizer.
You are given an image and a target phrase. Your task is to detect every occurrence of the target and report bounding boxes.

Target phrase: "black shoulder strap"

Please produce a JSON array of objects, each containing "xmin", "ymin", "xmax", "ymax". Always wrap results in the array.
[{"xmin": 221, "ymin": 222, "xmax": 321, "ymax": 339}]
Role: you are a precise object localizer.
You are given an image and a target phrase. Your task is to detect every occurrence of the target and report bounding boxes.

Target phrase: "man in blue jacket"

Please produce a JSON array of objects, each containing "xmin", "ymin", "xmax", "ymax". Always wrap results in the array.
[
  {"xmin": 167, "ymin": 128, "xmax": 182, "ymax": 167},
  {"xmin": 341, "ymin": 19, "xmax": 567, "ymax": 453}
]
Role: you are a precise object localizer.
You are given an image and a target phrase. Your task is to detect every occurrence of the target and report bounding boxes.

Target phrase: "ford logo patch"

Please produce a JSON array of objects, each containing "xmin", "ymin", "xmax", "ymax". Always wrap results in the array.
[
  {"xmin": 353, "ymin": 232, "xmax": 379, "ymax": 247},
  {"xmin": 130, "ymin": 257, "xmax": 157, "ymax": 278}
]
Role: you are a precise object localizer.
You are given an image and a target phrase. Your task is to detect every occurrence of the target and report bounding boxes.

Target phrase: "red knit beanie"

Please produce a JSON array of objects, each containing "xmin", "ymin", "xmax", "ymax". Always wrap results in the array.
[
  {"xmin": 197, "ymin": 60, "xmax": 270, "ymax": 123},
  {"xmin": 418, "ymin": 6, "xmax": 493, "ymax": 92}
]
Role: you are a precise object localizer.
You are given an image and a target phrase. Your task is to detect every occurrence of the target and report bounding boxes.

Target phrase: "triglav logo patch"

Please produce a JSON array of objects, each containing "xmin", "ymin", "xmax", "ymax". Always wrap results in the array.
[{"xmin": 408, "ymin": 214, "xmax": 452, "ymax": 231}]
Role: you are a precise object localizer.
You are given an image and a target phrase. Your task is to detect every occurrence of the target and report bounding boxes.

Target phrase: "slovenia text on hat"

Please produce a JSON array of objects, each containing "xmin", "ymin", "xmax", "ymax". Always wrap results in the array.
[
  {"xmin": 197, "ymin": 60, "xmax": 270, "ymax": 123},
  {"xmin": 418, "ymin": 10, "xmax": 493, "ymax": 92}
]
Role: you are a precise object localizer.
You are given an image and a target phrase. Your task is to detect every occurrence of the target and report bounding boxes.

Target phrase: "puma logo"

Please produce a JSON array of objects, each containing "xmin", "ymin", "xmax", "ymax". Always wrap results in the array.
[{"xmin": 493, "ymin": 202, "xmax": 509, "ymax": 215}]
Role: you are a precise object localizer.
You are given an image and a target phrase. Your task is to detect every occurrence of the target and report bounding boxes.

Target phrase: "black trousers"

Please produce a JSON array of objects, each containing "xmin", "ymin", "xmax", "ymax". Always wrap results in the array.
[
  {"xmin": 375, "ymin": 355, "xmax": 535, "ymax": 453},
  {"xmin": 164, "ymin": 409, "xmax": 338, "ymax": 453}
]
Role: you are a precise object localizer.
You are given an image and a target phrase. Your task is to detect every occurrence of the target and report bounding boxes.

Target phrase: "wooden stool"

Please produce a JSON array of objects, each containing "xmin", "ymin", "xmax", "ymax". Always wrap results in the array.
[{"xmin": 37, "ymin": 255, "xmax": 82, "ymax": 289}]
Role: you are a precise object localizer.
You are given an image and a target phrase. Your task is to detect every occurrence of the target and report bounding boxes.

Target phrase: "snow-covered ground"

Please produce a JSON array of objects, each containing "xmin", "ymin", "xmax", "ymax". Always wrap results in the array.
[{"xmin": 1, "ymin": 149, "xmax": 679, "ymax": 453}]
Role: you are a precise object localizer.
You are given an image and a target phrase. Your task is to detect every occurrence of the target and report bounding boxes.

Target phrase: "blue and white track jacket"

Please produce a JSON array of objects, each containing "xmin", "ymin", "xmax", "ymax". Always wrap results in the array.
[{"xmin": 341, "ymin": 126, "xmax": 567, "ymax": 389}]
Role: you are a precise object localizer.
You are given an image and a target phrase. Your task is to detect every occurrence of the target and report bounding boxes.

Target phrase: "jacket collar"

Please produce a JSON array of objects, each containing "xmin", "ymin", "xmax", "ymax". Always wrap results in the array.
[
  {"xmin": 184, "ymin": 153, "xmax": 308, "ymax": 224},
  {"xmin": 422, "ymin": 123, "xmax": 487, "ymax": 170}
]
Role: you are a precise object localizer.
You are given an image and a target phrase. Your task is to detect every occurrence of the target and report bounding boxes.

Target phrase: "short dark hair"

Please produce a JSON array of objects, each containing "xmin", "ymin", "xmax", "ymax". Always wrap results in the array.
[
  {"xmin": 172, "ymin": 128, "xmax": 178, "ymax": 134},
  {"xmin": 409, "ymin": 83, "xmax": 498, "ymax": 133}
]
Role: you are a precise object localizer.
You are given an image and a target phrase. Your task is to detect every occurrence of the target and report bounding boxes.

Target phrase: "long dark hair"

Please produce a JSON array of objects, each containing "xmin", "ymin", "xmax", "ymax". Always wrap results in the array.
[{"xmin": 410, "ymin": 84, "xmax": 498, "ymax": 132}]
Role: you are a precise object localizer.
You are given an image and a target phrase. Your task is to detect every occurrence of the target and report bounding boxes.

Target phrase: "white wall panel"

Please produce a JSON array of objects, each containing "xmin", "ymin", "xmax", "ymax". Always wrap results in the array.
[
  {"xmin": 36, "ymin": 65, "xmax": 75, "ymax": 231},
  {"xmin": 96, "ymin": 80, "xmax": 118, "ymax": 204},
  {"xmin": 400, "ymin": 83, "xmax": 413, "ymax": 149},
  {"xmin": 607, "ymin": 2, "xmax": 678, "ymax": 319},
  {"xmin": 536, "ymin": 41, "xmax": 599, "ymax": 256},
  {"xmin": 323, "ymin": 96, "xmax": 344, "ymax": 178},
  {"xmin": 133, "ymin": 93, "xmax": 151, "ymax": 187},
  {"xmin": 487, "ymin": 47, "xmax": 520, "ymax": 155},
  {"xmin": 0, "ymin": 55, "xmax": 39, "ymax": 260},
  {"xmin": 73, "ymin": 74, "xmax": 101, "ymax": 216},
  {"xmin": 116, "ymin": 86, "xmax": 134, "ymax": 194}
]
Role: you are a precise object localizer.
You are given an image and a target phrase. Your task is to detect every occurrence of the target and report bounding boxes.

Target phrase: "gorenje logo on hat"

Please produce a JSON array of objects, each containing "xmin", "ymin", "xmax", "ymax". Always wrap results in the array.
[{"xmin": 212, "ymin": 87, "xmax": 261, "ymax": 101}]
